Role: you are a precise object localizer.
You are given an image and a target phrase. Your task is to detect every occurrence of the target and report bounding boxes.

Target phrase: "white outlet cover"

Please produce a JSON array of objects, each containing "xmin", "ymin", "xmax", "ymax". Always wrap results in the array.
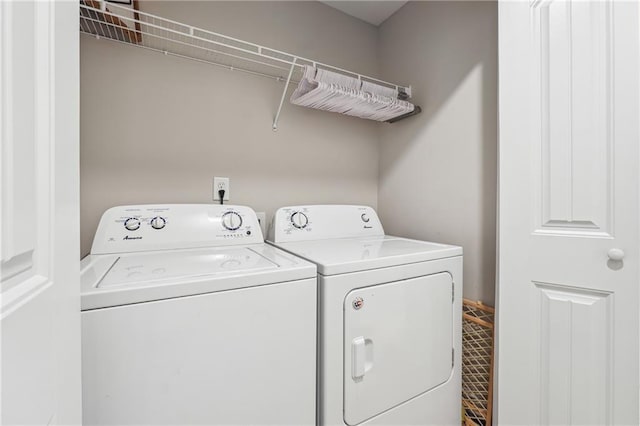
[
  {"xmin": 213, "ymin": 177, "xmax": 230, "ymax": 201},
  {"xmin": 255, "ymin": 212, "xmax": 267, "ymax": 239}
]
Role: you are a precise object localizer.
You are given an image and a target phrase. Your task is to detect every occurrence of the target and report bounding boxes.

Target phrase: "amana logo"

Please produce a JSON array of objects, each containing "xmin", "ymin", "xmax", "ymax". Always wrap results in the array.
[{"xmin": 123, "ymin": 235, "xmax": 142, "ymax": 240}]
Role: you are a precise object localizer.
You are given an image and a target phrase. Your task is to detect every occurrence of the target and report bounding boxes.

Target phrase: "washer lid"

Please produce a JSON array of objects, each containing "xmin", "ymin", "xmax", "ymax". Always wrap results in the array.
[
  {"xmin": 272, "ymin": 236, "xmax": 462, "ymax": 275},
  {"xmin": 99, "ymin": 247, "xmax": 277, "ymax": 288},
  {"xmin": 80, "ymin": 244, "xmax": 316, "ymax": 310}
]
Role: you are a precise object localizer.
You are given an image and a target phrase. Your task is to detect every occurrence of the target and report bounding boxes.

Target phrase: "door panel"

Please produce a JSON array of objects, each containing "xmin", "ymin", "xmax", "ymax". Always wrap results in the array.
[
  {"xmin": 343, "ymin": 273, "xmax": 453, "ymax": 425},
  {"xmin": 536, "ymin": 283, "xmax": 612, "ymax": 425},
  {"xmin": 0, "ymin": 1, "xmax": 81, "ymax": 423},
  {"xmin": 532, "ymin": 0, "xmax": 613, "ymax": 237},
  {"xmin": 498, "ymin": 0, "xmax": 639, "ymax": 424}
]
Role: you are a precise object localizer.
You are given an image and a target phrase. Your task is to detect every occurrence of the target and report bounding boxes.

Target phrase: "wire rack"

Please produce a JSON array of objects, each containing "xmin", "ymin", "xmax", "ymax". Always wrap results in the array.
[
  {"xmin": 462, "ymin": 299, "xmax": 495, "ymax": 426},
  {"xmin": 79, "ymin": 0, "xmax": 411, "ymax": 93}
]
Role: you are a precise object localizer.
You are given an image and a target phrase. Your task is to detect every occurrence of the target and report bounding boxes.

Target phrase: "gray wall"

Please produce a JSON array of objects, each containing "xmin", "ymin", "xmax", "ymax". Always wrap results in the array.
[
  {"xmin": 80, "ymin": 1, "xmax": 380, "ymax": 256},
  {"xmin": 377, "ymin": 1, "xmax": 498, "ymax": 305}
]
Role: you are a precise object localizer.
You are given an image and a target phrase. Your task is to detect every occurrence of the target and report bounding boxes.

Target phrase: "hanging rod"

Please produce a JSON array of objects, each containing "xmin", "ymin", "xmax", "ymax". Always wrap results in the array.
[
  {"xmin": 386, "ymin": 106, "xmax": 422, "ymax": 124},
  {"xmin": 79, "ymin": 0, "xmax": 412, "ymax": 96}
]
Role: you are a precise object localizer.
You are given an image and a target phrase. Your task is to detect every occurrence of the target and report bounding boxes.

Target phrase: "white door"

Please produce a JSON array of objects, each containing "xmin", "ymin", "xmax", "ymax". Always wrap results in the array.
[
  {"xmin": 497, "ymin": 1, "xmax": 639, "ymax": 425},
  {"xmin": 1, "ymin": 1, "xmax": 81, "ymax": 424}
]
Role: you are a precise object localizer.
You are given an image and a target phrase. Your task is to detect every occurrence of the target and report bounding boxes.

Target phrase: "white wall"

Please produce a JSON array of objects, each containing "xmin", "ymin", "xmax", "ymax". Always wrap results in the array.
[
  {"xmin": 377, "ymin": 1, "xmax": 498, "ymax": 305},
  {"xmin": 80, "ymin": 1, "xmax": 380, "ymax": 256}
]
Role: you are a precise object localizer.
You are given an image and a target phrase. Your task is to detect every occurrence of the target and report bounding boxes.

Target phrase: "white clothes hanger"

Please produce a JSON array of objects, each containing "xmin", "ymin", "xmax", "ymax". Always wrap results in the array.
[{"xmin": 290, "ymin": 65, "xmax": 415, "ymax": 122}]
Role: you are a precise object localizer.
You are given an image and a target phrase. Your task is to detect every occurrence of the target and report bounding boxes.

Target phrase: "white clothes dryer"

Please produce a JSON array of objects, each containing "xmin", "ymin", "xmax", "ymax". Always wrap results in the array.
[
  {"xmin": 268, "ymin": 205, "xmax": 463, "ymax": 426},
  {"xmin": 81, "ymin": 204, "xmax": 317, "ymax": 425}
]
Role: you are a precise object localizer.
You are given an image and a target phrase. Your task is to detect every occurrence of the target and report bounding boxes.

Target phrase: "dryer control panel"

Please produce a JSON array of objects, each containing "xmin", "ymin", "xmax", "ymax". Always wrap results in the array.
[
  {"xmin": 268, "ymin": 205, "xmax": 385, "ymax": 243},
  {"xmin": 91, "ymin": 204, "xmax": 264, "ymax": 254}
]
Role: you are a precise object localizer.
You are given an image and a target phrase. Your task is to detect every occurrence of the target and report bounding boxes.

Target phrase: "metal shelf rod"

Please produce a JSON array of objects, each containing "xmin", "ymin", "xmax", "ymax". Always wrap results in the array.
[{"xmin": 80, "ymin": 32, "xmax": 301, "ymax": 85}]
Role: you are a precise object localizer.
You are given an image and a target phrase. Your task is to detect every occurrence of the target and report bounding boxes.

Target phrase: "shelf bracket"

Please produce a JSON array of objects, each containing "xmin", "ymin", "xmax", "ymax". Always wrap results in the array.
[{"xmin": 272, "ymin": 58, "xmax": 297, "ymax": 131}]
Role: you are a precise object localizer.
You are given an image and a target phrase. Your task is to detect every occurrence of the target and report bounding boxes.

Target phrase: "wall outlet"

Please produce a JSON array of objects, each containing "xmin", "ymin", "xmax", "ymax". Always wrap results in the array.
[
  {"xmin": 213, "ymin": 177, "xmax": 230, "ymax": 201},
  {"xmin": 255, "ymin": 212, "xmax": 267, "ymax": 238}
]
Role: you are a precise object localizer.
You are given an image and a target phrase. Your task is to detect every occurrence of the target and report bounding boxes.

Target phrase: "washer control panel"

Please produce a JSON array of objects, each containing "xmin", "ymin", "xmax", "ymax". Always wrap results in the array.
[
  {"xmin": 268, "ymin": 205, "xmax": 384, "ymax": 243},
  {"xmin": 91, "ymin": 204, "xmax": 263, "ymax": 254}
]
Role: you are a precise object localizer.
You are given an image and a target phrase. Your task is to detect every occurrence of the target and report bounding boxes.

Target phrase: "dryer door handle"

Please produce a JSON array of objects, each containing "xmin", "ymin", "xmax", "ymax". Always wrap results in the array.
[{"xmin": 351, "ymin": 336, "xmax": 373, "ymax": 380}]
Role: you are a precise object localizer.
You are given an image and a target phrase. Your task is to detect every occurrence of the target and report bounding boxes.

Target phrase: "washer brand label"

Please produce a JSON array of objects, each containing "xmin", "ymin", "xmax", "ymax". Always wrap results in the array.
[
  {"xmin": 123, "ymin": 235, "xmax": 142, "ymax": 240},
  {"xmin": 352, "ymin": 297, "xmax": 364, "ymax": 310}
]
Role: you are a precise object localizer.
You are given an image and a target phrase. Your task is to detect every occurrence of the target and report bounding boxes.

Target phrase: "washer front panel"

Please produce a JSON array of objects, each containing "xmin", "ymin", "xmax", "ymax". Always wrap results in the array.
[{"xmin": 82, "ymin": 278, "xmax": 317, "ymax": 425}]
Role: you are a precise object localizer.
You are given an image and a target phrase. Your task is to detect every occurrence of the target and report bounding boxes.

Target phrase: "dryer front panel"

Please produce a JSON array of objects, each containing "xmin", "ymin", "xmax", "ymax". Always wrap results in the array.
[{"xmin": 343, "ymin": 273, "xmax": 454, "ymax": 425}]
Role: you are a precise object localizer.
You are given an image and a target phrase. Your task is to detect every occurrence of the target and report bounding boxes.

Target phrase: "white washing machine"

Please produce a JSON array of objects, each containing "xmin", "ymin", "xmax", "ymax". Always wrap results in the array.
[
  {"xmin": 81, "ymin": 204, "xmax": 317, "ymax": 425},
  {"xmin": 268, "ymin": 205, "xmax": 463, "ymax": 426}
]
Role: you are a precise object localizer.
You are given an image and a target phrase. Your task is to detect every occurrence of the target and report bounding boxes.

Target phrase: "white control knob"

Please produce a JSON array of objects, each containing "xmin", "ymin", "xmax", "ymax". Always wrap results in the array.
[
  {"xmin": 222, "ymin": 211, "xmax": 242, "ymax": 231},
  {"xmin": 150, "ymin": 216, "xmax": 166, "ymax": 230},
  {"xmin": 124, "ymin": 217, "xmax": 141, "ymax": 231},
  {"xmin": 361, "ymin": 213, "xmax": 370, "ymax": 223},
  {"xmin": 607, "ymin": 248, "xmax": 625, "ymax": 261},
  {"xmin": 291, "ymin": 211, "xmax": 309, "ymax": 229}
]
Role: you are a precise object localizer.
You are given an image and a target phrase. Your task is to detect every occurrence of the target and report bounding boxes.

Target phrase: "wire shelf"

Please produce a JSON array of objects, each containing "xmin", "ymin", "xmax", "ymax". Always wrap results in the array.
[{"xmin": 79, "ymin": 0, "xmax": 411, "ymax": 94}]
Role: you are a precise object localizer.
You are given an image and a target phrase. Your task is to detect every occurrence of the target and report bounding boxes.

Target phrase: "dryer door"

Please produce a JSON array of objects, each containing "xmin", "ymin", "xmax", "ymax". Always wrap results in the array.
[{"xmin": 343, "ymin": 272, "xmax": 454, "ymax": 425}]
